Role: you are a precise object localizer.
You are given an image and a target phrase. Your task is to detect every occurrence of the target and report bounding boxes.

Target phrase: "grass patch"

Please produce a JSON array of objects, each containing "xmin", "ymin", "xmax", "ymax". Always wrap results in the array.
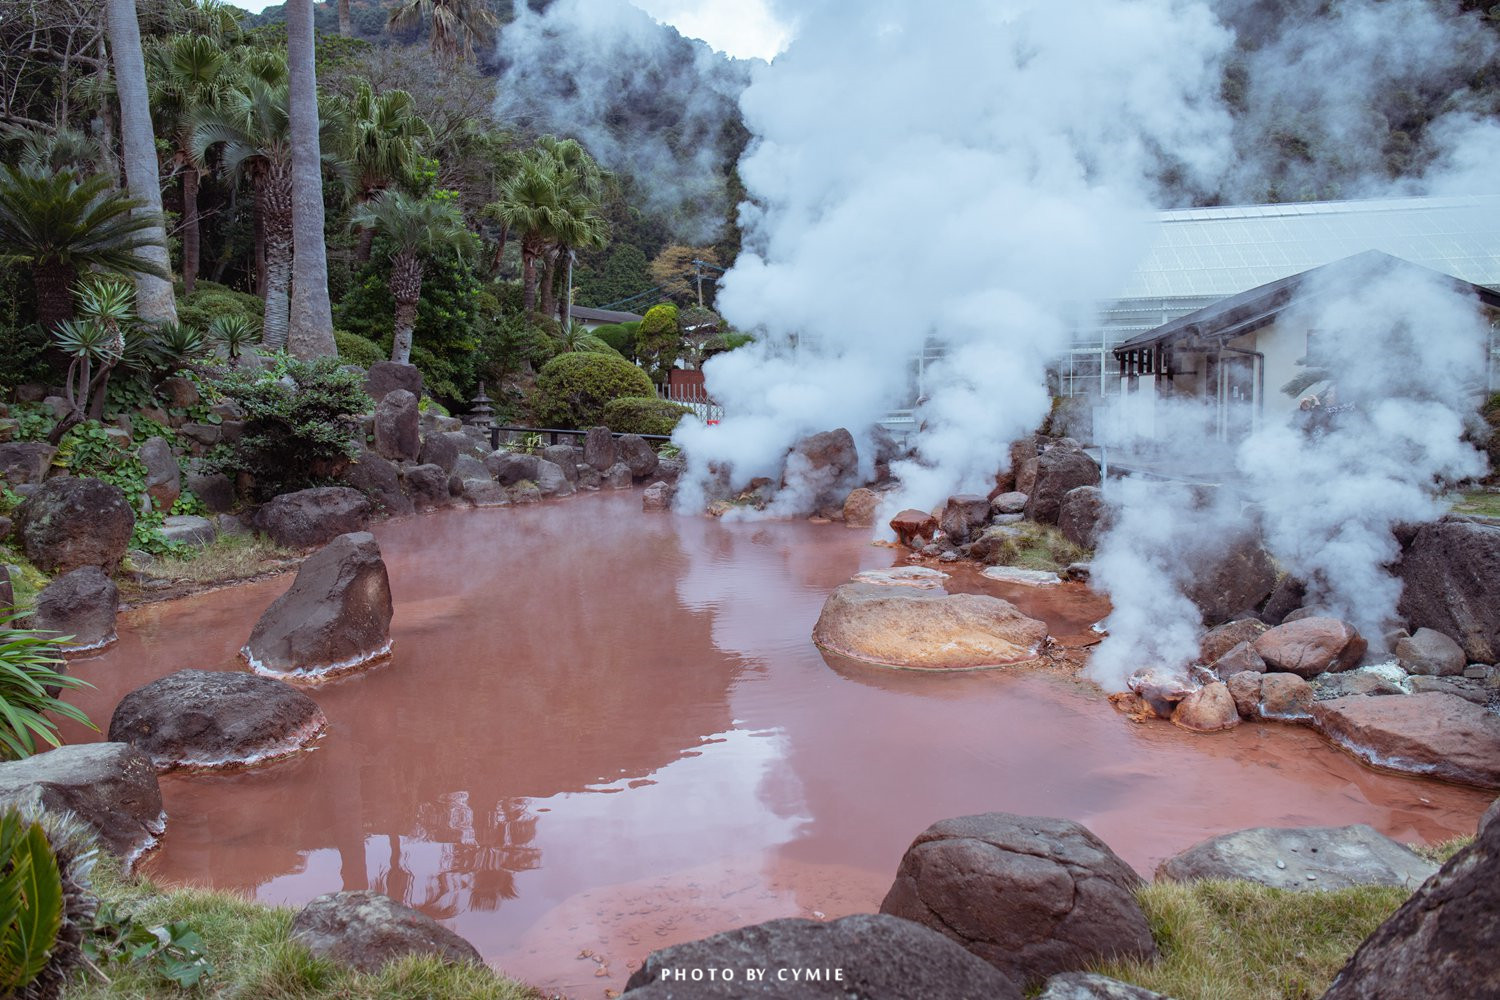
[
  {"xmin": 0, "ymin": 544, "xmax": 50, "ymax": 609},
  {"xmin": 974, "ymin": 521, "xmax": 1088, "ymax": 573},
  {"xmin": 64, "ymin": 859, "xmax": 541, "ymax": 1000},
  {"xmin": 127, "ymin": 535, "xmax": 298, "ymax": 588},
  {"xmin": 1410, "ymin": 835, "xmax": 1470, "ymax": 864},
  {"xmin": 1451, "ymin": 490, "xmax": 1500, "ymax": 518},
  {"xmin": 1094, "ymin": 879, "xmax": 1406, "ymax": 1000}
]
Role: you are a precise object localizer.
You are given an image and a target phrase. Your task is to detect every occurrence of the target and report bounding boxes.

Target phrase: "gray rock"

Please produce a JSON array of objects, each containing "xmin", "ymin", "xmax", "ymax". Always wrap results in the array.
[
  {"xmin": 604, "ymin": 461, "xmax": 634, "ymax": 489},
  {"xmin": 0, "ymin": 743, "xmax": 162, "ymax": 864},
  {"xmin": 1185, "ymin": 530, "xmax": 1277, "ymax": 628},
  {"xmin": 655, "ymin": 457, "xmax": 683, "ymax": 482},
  {"xmin": 15, "ymin": 477, "xmax": 134, "ymax": 573},
  {"xmin": 534, "ymin": 459, "xmax": 574, "ymax": 497},
  {"xmin": 364, "ymin": 361, "xmax": 422, "ymax": 402},
  {"xmin": 401, "ymin": 463, "xmax": 450, "ymax": 511},
  {"xmin": 486, "ymin": 450, "xmax": 539, "ymax": 486},
  {"xmin": 185, "ymin": 471, "xmax": 235, "ymax": 514},
  {"xmin": 577, "ymin": 465, "xmax": 602, "ymax": 491},
  {"xmin": 1396, "ymin": 627, "xmax": 1467, "ymax": 677},
  {"xmin": 1025, "ymin": 447, "xmax": 1101, "ymax": 525},
  {"xmin": 290, "ymin": 890, "xmax": 482, "ymax": 975},
  {"xmin": 215, "ymin": 513, "xmax": 252, "ymax": 539},
  {"xmin": 243, "ymin": 532, "xmax": 393, "ymax": 679},
  {"xmin": 418, "ymin": 411, "xmax": 461, "ymax": 436},
  {"xmin": 617, "ymin": 433, "xmax": 660, "ymax": 480},
  {"xmin": 1038, "ymin": 972, "xmax": 1177, "ymax": 1000},
  {"xmin": 584, "ymin": 425, "xmax": 617, "ymax": 471},
  {"xmin": 1261, "ymin": 575, "xmax": 1307, "ymax": 626},
  {"xmin": 643, "ymin": 481, "xmax": 675, "ymax": 512},
  {"xmin": 160, "ymin": 514, "xmax": 217, "ymax": 547},
  {"xmin": 784, "ymin": 428, "xmax": 860, "ymax": 510},
  {"xmin": 374, "ymin": 389, "xmax": 419, "ymax": 462},
  {"xmin": 457, "ymin": 478, "xmax": 509, "ymax": 507},
  {"xmin": 254, "ymin": 487, "xmax": 372, "ymax": 548},
  {"xmin": 179, "ymin": 421, "xmax": 221, "ymax": 446},
  {"xmin": 1155, "ymin": 825, "xmax": 1437, "ymax": 891},
  {"xmin": 941, "ymin": 495, "xmax": 991, "ymax": 545},
  {"xmin": 510, "ymin": 482, "xmax": 542, "ymax": 504},
  {"xmin": 157, "ymin": 375, "xmax": 199, "ymax": 408},
  {"xmin": 30, "ymin": 566, "xmax": 118, "ymax": 652},
  {"xmin": 1407, "ymin": 675, "xmax": 1491, "ymax": 705},
  {"xmin": 139, "ymin": 436, "xmax": 180, "ymax": 512},
  {"xmin": 1322, "ymin": 804, "xmax": 1500, "ymax": 999},
  {"xmin": 1397, "ymin": 517, "xmax": 1500, "ymax": 663},
  {"xmin": 0, "ymin": 442, "xmax": 55, "ymax": 486},
  {"xmin": 448, "ymin": 454, "xmax": 489, "ymax": 488},
  {"xmin": 624, "ymin": 914, "xmax": 1021, "ymax": 999},
  {"xmin": 991, "ymin": 491, "xmax": 1029, "ymax": 516},
  {"xmin": 108, "ymin": 669, "xmax": 326, "ymax": 770},
  {"xmin": 541, "ymin": 444, "xmax": 579, "ymax": 481},
  {"xmin": 879, "ymin": 812, "xmax": 1155, "ymax": 987},
  {"xmin": 1057, "ymin": 486, "xmax": 1106, "ymax": 549},
  {"xmin": 416, "ymin": 432, "xmax": 458, "ymax": 473},
  {"xmin": 342, "ymin": 450, "xmax": 411, "ymax": 517}
]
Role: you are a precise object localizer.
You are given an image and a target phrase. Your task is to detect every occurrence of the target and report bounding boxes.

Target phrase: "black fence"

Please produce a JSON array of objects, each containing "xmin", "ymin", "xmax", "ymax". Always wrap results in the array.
[{"xmin": 487, "ymin": 424, "xmax": 672, "ymax": 451}]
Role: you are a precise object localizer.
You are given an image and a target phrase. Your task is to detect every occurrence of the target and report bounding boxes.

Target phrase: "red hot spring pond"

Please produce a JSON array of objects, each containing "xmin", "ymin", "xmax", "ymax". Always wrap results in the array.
[{"xmin": 59, "ymin": 491, "xmax": 1490, "ymax": 997}]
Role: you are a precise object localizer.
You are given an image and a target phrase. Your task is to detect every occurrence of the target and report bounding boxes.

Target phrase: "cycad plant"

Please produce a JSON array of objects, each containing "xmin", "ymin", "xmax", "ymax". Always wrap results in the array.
[
  {"xmin": 0, "ymin": 807, "xmax": 99, "ymax": 1000},
  {"xmin": 207, "ymin": 313, "xmax": 258, "ymax": 366},
  {"xmin": 48, "ymin": 280, "xmax": 135, "ymax": 442},
  {"xmin": 0, "ymin": 614, "xmax": 94, "ymax": 760}
]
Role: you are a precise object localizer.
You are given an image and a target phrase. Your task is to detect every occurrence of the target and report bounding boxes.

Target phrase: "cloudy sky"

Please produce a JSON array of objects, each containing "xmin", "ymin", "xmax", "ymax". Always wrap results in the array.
[{"xmin": 228, "ymin": 0, "xmax": 791, "ymax": 60}]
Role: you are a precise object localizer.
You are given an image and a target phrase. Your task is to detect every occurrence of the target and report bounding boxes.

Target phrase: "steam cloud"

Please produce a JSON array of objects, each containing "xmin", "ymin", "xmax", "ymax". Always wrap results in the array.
[{"xmin": 676, "ymin": 0, "xmax": 1235, "ymax": 515}]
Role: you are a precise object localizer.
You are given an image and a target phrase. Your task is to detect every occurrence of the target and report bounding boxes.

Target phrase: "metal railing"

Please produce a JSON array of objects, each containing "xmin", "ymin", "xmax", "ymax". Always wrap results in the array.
[{"xmin": 487, "ymin": 424, "xmax": 672, "ymax": 451}]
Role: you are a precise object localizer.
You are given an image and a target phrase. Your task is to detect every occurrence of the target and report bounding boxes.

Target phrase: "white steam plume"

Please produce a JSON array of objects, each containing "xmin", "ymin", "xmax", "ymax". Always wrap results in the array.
[
  {"xmin": 676, "ymin": 0, "xmax": 1234, "ymax": 515},
  {"xmin": 493, "ymin": 0, "xmax": 749, "ymax": 241}
]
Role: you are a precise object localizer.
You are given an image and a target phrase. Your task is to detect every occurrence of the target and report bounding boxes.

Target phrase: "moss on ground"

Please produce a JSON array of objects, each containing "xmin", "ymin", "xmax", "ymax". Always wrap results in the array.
[
  {"xmin": 976, "ymin": 521, "xmax": 1089, "ymax": 573},
  {"xmin": 119, "ymin": 535, "xmax": 299, "ymax": 599},
  {"xmin": 1094, "ymin": 879, "xmax": 1409, "ymax": 1000},
  {"xmin": 63, "ymin": 860, "xmax": 540, "ymax": 1000},
  {"xmin": 1452, "ymin": 490, "xmax": 1500, "ymax": 518}
]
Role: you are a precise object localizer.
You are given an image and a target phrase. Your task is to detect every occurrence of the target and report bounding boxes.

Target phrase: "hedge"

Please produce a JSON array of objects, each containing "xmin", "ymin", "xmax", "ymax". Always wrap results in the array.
[
  {"xmin": 603, "ymin": 396, "xmax": 692, "ymax": 436},
  {"xmin": 334, "ymin": 329, "xmax": 384, "ymax": 368},
  {"xmin": 532, "ymin": 352, "xmax": 653, "ymax": 429},
  {"xmin": 175, "ymin": 285, "xmax": 262, "ymax": 332}
]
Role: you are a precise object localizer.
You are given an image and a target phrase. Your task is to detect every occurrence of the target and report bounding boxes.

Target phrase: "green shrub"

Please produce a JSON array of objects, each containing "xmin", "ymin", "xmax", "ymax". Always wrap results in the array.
[
  {"xmin": 175, "ymin": 286, "xmax": 262, "ymax": 332},
  {"xmin": 591, "ymin": 322, "xmax": 636, "ymax": 358},
  {"xmin": 2, "ymin": 806, "xmax": 100, "ymax": 998},
  {"xmin": 636, "ymin": 304, "xmax": 681, "ymax": 383},
  {"xmin": 0, "ymin": 613, "xmax": 94, "ymax": 759},
  {"xmin": 532, "ymin": 352, "xmax": 653, "ymax": 429},
  {"xmin": 603, "ymin": 396, "xmax": 691, "ymax": 436},
  {"xmin": 333, "ymin": 329, "xmax": 384, "ymax": 369},
  {"xmin": 206, "ymin": 357, "xmax": 371, "ymax": 501}
]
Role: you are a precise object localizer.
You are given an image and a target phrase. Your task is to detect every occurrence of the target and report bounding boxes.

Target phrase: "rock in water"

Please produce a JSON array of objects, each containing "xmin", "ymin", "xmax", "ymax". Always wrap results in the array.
[
  {"xmin": 1322, "ymin": 804, "xmax": 1500, "ymax": 999},
  {"xmin": 1253, "ymin": 617, "xmax": 1366, "ymax": 677},
  {"xmin": 890, "ymin": 508, "xmax": 938, "ymax": 548},
  {"xmin": 880, "ymin": 812, "xmax": 1155, "ymax": 987},
  {"xmin": 1397, "ymin": 516, "xmax": 1500, "ymax": 663},
  {"xmin": 1156, "ymin": 825, "xmax": 1437, "ymax": 891},
  {"xmin": 401, "ymin": 463, "xmax": 449, "ymax": 511},
  {"xmin": 108, "ymin": 669, "xmax": 326, "ymax": 770},
  {"xmin": 813, "ymin": 583, "xmax": 1047, "ymax": 669},
  {"xmin": 15, "ymin": 477, "xmax": 134, "ymax": 573},
  {"xmin": 624, "ymin": 914, "xmax": 1021, "ymax": 999},
  {"xmin": 0, "ymin": 744, "xmax": 163, "ymax": 865},
  {"xmin": 30, "ymin": 566, "xmax": 118, "ymax": 652},
  {"xmin": 1311, "ymin": 692, "xmax": 1500, "ymax": 788},
  {"xmin": 243, "ymin": 532, "xmax": 393, "ymax": 680},
  {"xmin": 290, "ymin": 891, "xmax": 482, "ymax": 974},
  {"xmin": 642, "ymin": 481, "xmax": 675, "ymax": 512},
  {"xmin": 843, "ymin": 487, "xmax": 880, "ymax": 527},
  {"xmin": 1171, "ymin": 681, "xmax": 1239, "ymax": 732},
  {"xmin": 784, "ymin": 428, "xmax": 860, "ymax": 509},
  {"xmin": 254, "ymin": 487, "xmax": 372, "ymax": 548}
]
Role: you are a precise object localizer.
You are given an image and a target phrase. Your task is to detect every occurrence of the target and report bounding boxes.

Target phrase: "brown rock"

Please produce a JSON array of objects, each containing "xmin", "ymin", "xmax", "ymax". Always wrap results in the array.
[
  {"xmin": 813, "ymin": 583, "xmax": 1047, "ymax": 669},
  {"xmin": 373, "ymin": 389, "xmax": 419, "ymax": 462},
  {"xmin": 1057, "ymin": 486, "xmax": 1105, "ymax": 549},
  {"xmin": 1312, "ymin": 692, "xmax": 1500, "ymax": 788},
  {"xmin": 1183, "ymin": 532, "xmax": 1277, "ymax": 628},
  {"xmin": 0, "ymin": 743, "xmax": 163, "ymax": 864},
  {"xmin": 254, "ymin": 487, "xmax": 372, "ymax": 549},
  {"xmin": 843, "ymin": 487, "xmax": 881, "ymax": 527},
  {"xmin": 1397, "ymin": 516, "xmax": 1500, "ymax": 663},
  {"xmin": 1025, "ymin": 448, "xmax": 1101, "ymax": 525},
  {"xmin": 0, "ymin": 442, "xmax": 54, "ymax": 486},
  {"xmin": 940, "ymin": 494, "xmax": 990, "ymax": 544},
  {"xmin": 617, "ymin": 434, "xmax": 659, "ymax": 480},
  {"xmin": 1259, "ymin": 672, "xmax": 1314, "ymax": 720},
  {"xmin": 879, "ymin": 812, "xmax": 1155, "ymax": 987},
  {"xmin": 1171, "ymin": 682, "xmax": 1240, "ymax": 732},
  {"xmin": 1127, "ymin": 667, "xmax": 1196, "ymax": 719},
  {"xmin": 30, "ymin": 566, "xmax": 117, "ymax": 652},
  {"xmin": 1213, "ymin": 641, "xmax": 1268, "ymax": 677},
  {"xmin": 642, "ymin": 481, "xmax": 675, "ymax": 512},
  {"xmin": 784, "ymin": 428, "xmax": 860, "ymax": 509},
  {"xmin": 1254, "ymin": 617, "xmax": 1367, "ymax": 677},
  {"xmin": 583, "ymin": 426, "xmax": 617, "ymax": 471},
  {"xmin": 890, "ymin": 508, "xmax": 938, "ymax": 548},
  {"xmin": 15, "ymin": 477, "xmax": 134, "ymax": 573},
  {"xmin": 364, "ymin": 361, "xmax": 422, "ymax": 402},
  {"xmin": 1200, "ymin": 619, "xmax": 1270, "ymax": 665},
  {"xmin": 1226, "ymin": 671, "xmax": 1263, "ymax": 718}
]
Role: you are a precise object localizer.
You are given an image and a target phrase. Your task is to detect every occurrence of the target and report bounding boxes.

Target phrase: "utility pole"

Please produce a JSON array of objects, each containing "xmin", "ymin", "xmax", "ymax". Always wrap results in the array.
[{"xmin": 694, "ymin": 259, "xmax": 703, "ymax": 307}]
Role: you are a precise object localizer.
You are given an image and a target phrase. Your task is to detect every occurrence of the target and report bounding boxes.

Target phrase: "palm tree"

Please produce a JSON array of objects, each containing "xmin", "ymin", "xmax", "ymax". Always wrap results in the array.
[
  {"xmin": 487, "ymin": 158, "xmax": 561, "ymax": 315},
  {"xmin": 286, "ymin": 0, "xmax": 336, "ymax": 359},
  {"xmin": 544, "ymin": 190, "xmax": 606, "ymax": 323},
  {"xmin": 148, "ymin": 34, "xmax": 234, "ymax": 296},
  {"xmin": 350, "ymin": 191, "xmax": 474, "ymax": 365},
  {"xmin": 0, "ymin": 167, "xmax": 168, "ymax": 331},
  {"xmin": 386, "ymin": 0, "xmax": 497, "ymax": 63},
  {"xmin": 338, "ymin": 0, "xmax": 352, "ymax": 37},
  {"xmin": 340, "ymin": 82, "xmax": 431, "ymax": 262},
  {"xmin": 105, "ymin": 0, "xmax": 178, "ymax": 325}
]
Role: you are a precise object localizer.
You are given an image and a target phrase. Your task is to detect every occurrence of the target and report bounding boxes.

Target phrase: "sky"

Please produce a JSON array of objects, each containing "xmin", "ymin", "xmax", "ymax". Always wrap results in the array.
[{"xmin": 228, "ymin": 0, "xmax": 793, "ymax": 61}]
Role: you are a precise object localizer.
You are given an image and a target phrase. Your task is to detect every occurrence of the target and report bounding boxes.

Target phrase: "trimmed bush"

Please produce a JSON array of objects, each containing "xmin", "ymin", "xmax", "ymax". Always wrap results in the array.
[
  {"xmin": 532, "ymin": 352, "xmax": 653, "ymax": 429},
  {"xmin": 592, "ymin": 322, "xmax": 636, "ymax": 359},
  {"xmin": 603, "ymin": 396, "xmax": 692, "ymax": 436},
  {"xmin": 175, "ymin": 285, "xmax": 262, "ymax": 332},
  {"xmin": 333, "ymin": 329, "xmax": 384, "ymax": 369}
]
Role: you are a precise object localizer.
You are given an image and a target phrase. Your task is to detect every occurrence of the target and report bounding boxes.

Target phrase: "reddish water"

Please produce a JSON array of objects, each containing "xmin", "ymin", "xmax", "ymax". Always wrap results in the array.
[{"xmin": 59, "ymin": 492, "xmax": 1490, "ymax": 997}]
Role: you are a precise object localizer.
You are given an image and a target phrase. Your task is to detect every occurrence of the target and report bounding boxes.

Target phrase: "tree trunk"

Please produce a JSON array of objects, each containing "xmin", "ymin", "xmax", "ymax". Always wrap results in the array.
[
  {"xmin": 260, "ymin": 164, "xmax": 294, "ymax": 349},
  {"xmin": 354, "ymin": 222, "xmax": 376, "ymax": 263},
  {"xmin": 105, "ymin": 0, "xmax": 178, "ymax": 324},
  {"xmin": 521, "ymin": 238, "xmax": 540, "ymax": 314},
  {"xmin": 181, "ymin": 167, "xmax": 200, "ymax": 297},
  {"xmin": 388, "ymin": 252, "xmax": 422, "ymax": 365},
  {"xmin": 35, "ymin": 259, "xmax": 78, "ymax": 332},
  {"xmin": 338, "ymin": 0, "xmax": 352, "ymax": 36},
  {"xmin": 254, "ymin": 181, "xmax": 268, "ymax": 298},
  {"xmin": 286, "ymin": 0, "xmax": 337, "ymax": 360},
  {"xmin": 490, "ymin": 223, "xmax": 508, "ymax": 276},
  {"xmin": 539, "ymin": 248, "xmax": 558, "ymax": 319}
]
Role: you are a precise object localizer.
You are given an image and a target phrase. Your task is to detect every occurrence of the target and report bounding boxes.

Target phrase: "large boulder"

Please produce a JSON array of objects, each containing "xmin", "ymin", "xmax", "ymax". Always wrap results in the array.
[
  {"xmin": 813, "ymin": 584, "xmax": 1047, "ymax": 669},
  {"xmin": 243, "ymin": 532, "xmax": 392, "ymax": 680},
  {"xmin": 1183, "ymin": 532, "xmax": 1277, "ymax": 627},
  {"xmin": 1025, "ymin": 446, "xmax": 1101, "ymax": 525},
  {"xmin": 364, "ymin": 361, "xmax": 421, "ymax": 402},
  {"xmin": 880, "ymin": 813, "xmax": 1155, "ymax": 987},
  {"xmin": 541, "ymin": 444, "xmax": 579, "ymax": 481},
  {"xmin": 890, "ymin": 509, "xmax": 938, "ymax": 548},
  {"xmin": 604, "ymin": 461, "xmax": 633, "ymax": 489},
  {"xmin": 15, "ymin": 477, "xmax": 134, "ymax": 573},
  {"xmin": 1397, "ymin": 516, "xmax": 1500, "ymax": 663},
  {"xmin": 290, "ymin": 890, "xmax": 481, "ymax": 975},
  {"xmin": 139, "ymin": 436, "xmax": 180, "ymax": 511},
  {"xmin": 1254, "ymin": 617, "xmax": 1366, "ymax": 678},
  {"xmin": 0, "ymin": 442, "xmax": 55, "ymax": 485},
  {"xmin": 584, "ymin": 425, "xmax": 617, "ymax": 471},
  {"xmin": 0, "ymin": 743, "xmax": 162, "ymax": 863},
  {"xmin": 254, "ymin": 487, "xmax": 371, "ymax": 548},
  {"xmin": 1170, "ymin": 681, "xmax": 1239, "ymax": 733},
  {"xmin": 617, "ymin": 433, "xmax": 660, "ymax": 480},
  {"xmin": 457, "ymin": 478, "xmax": 509, "ymax": 507},
  {"xmin": 486, "ymin": 450, "xmax": 539, "ymax": 486},
  {"xmin": 1156, "ymin": 825, "xmax": 1437, "ymax": 891},
  {"xmin": 1057, "ymin": 486, "xmax": 1105, "ymax": 549},
  {"xmin": 416, "ymin": 431, "xmax": 468, "ymax": 474},
  {"xmin": 940, "ymin": 495, "xmax": 991, "ymax": 545},
  {"xmin": 1200, "ymin": 619, "xmax": 1269, "ymax": 665},
  {"xmin": 784, "ymin": 428, "xmax": 860, "ymax": 509},
  {"xmin": 624, "ymin": 914, "xmax": 1021, "ymax": 999},
  {"xmin": 341, "ymin": 452, "xmax": 412, "ymax": 517},
  {"xmin": 843, "ymin": 487, "xmax": 881, "ymax": 527},
  {"xmin": 30, "ymin": 566, "xmax": 118, "ymax": 652},
  {"xmin": 373, "ymin": 389, "xmax": 419, "ymax": 462},
  {"xmin": 642, "ymin": 481, "xmax": 675, "ymax": 513},
  {"xmin": 108, "ymin": 669, "xmax": 326, "ymax": 770},
  {"xmin": 1394, "ymin": 627, "xmax": 1467, "ymax": 677},
  {"xmin": 534, "ymin": 459, "xmax": 574, "ymax": 497},
  {"xmin": 1322, "ymin": 803, "xmax": 1500, "ymax": 999},
  {"xmin": 185, "ymin": 470, "xmax": 235, "ymax": 514},
  {"xmin": 401, "ymin": 463, "xmax": 450, "ymax": 511},
  {"xmin": 1311, "ymin": 692, "xmax": 1500, "ymax": 788}
]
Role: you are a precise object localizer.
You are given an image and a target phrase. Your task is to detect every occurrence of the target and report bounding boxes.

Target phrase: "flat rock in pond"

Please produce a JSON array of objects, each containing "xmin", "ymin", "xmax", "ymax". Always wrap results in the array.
[
  {"xmin": 813, "ymin": 583, "xmax": 1047, "ymax": 668},
  {"xmin": 0, "ymin": 743, "xmax": 163, "ymax": 864},
  {"xmin": 290, "ymin": 890, "xmax": 481, "ymax": 974},
  {"xmin": 108, "ymin": 669, "xmax": 326, "ymax": 770},
  {"xmin": 243, "ymin": 532, "xmax": 393, "ymax": 680},
  {"xmin": 1155, "ymin": 825, "xmax": 1438, "ymax": 891},
  {"xmin": 624, "ymin": 914, "xmax": 1021, "ymax": 999},
  {"xmin": 852, "ymin": 566, "xmax": 949, "ymax": 589},
  {"xmin": 1311, "ymin": 692, "xmax": 1500, "ymax": 788},
  {"xmin": 981, "ymin": 565, "xmax": 1063, "ymax": 586}
]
